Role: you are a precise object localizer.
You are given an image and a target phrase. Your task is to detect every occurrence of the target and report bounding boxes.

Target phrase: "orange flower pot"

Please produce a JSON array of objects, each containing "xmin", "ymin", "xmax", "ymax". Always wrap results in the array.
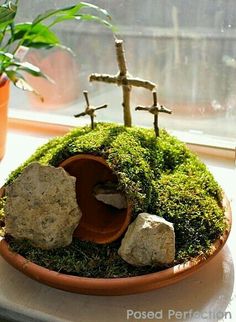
[
  {"xmin": 59, "ymin": 154, "xmax": 132, "ymax": 244},
  {"xmin": 0, "ymin": 76, "xmax": 10, "ymax": 160},
  {"xmin": 24, "ymin": 49, "xmax": 79, "ymax": 110}
]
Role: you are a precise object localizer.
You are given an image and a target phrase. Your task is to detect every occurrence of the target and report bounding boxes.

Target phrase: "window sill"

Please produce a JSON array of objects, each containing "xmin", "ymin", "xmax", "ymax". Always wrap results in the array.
[{"xmin": 8, "ymin": 109, "xmax": 236, "ymax": 162}]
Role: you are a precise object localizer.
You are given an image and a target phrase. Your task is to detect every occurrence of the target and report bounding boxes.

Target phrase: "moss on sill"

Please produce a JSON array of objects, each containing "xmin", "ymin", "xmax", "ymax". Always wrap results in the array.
[{"xmin": 2, "ymin": 123, "xmax": 228, "ymax": 277}]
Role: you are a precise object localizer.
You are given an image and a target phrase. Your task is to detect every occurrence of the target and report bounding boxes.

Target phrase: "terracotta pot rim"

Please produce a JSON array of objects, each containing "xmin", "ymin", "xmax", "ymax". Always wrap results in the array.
[
  {"xmin": 59, "ymin": 153, "xmax": 109, "ymax": 167},
  {"xmin": 0, "ymin": 195, "xmax": 231, "ymax": 295}
]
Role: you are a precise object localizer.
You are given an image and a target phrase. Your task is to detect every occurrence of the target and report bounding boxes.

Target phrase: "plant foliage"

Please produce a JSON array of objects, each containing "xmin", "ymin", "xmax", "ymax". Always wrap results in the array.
[{"xmin": 0, "ymin": 1, "xmax": 114, "ymax": 94}]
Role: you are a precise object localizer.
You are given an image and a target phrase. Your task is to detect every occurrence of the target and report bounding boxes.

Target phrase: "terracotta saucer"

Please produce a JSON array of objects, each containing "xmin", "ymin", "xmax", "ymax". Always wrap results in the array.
[{"xmin": 0, "ymin": 195, "xmax": 231, "ymax": 296}]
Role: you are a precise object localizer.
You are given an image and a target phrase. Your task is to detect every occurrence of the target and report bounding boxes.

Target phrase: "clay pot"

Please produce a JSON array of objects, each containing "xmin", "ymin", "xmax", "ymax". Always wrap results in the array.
[
  {"xmin": 59, "ymin": 154, "xmax": 132, "ymax": 244},
  {"xmin": 24, "ymin": 49, "xmax": 79, "ymax": 110},
  {"xmin": 0, "ymin": 76, "xmax": 10, "ymax": 160},
  {"xmin": 0, "ymin": 192, "xmax": 231, "ymax": 295}
]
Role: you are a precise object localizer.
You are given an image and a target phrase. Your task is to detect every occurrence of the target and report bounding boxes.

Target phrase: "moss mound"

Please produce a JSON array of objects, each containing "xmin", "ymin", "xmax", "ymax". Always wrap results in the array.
[{"xmin": 2, "ymin": 123, "xmax": 227, "ymax": 277}]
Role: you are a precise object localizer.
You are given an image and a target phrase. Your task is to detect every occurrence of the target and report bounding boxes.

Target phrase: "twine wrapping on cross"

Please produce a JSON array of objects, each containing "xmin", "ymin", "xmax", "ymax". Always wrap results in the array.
[
  {"xmin": 89, "ymin": 39, "xmax": 156, "ymax": 127},
  {"xmin": 74, "ymin": 90, "xmax": 107, "ymax": 129},
  {"xmin": 135, "ymin": 91, "xmax": 172, "ymax": 137}
]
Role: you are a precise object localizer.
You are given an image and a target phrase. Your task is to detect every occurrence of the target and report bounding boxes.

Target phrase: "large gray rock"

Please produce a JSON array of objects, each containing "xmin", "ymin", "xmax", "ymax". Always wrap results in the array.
[
  {"xmin": 4, "ymin": 162, "xmax": 82, "ymax": 249},
  {"xmin": 118, "ymin": 213, "xmax": 175, "ymax": 266},
  {"xmin": 94, "ymin": 182, "xmax": 127, "ymax": 209}
]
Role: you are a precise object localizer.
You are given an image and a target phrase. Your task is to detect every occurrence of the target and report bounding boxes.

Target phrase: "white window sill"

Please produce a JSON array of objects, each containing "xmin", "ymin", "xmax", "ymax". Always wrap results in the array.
[
  {"xmin": 8, "ymin": 109, "xmax": 236, "ymax": 162},
  {"xmin": 0, "ymin": 130, "xmax": 235, "ymax": 322}
]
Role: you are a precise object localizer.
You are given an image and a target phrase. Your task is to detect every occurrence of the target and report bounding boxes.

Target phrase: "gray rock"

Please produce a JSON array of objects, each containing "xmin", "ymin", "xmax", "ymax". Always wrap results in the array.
[
  {"xmin": 4, "ymin": 162, "xmax": 82, "ymax": 249},
  {"xmin": 94, "ymin": 182, "xmax": 127, "ymax": 209},
  {"xmin": 118, "ymin": 213, "xmax": 175, "ymax": 266}
]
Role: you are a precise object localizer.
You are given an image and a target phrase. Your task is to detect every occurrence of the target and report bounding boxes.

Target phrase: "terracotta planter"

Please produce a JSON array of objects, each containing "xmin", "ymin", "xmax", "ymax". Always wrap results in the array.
[
  {"xmin": 0, "ymin": 76, "xmax": 10, "ymax": 160},
  {"xmin": 0, "ymin": 191, "xmax": 231, "ymax": 295},
  {"xmin": 24, "ymin": 49, "xmax": 79, "ymax": 110},
  {"xmin": 59, "ymin": 154, "xmax": 132, "ymax": 244}
]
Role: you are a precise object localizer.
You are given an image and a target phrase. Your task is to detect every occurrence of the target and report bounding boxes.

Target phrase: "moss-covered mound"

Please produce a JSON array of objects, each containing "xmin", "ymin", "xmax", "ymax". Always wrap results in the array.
[{"xmin": 1, "ymin": 123, "xmax": 227, "ymax": 277}]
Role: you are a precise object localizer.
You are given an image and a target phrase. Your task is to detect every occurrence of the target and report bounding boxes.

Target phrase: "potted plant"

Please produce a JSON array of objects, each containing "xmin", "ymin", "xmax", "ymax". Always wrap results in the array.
[
  {"xmin": 0, "ymin": 0, "xmax": 113, "ymax": 159},
  {"xmin": 0, "ymin": 5, "xmax": 231, "ymax": 296}
]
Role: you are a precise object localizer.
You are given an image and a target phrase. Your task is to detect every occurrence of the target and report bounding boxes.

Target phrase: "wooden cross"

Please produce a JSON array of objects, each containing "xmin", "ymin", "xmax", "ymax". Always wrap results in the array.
[
  {"xmin": 135, "ymin": 91, "xmax": 172, "ymax": 137},
  {"xmin": 89, "ymin": 39, "xmax": 157, "ymax": 127},
  {"xmin": 74, "ymin": 90, "xmax": 107, "ymax": 129}
]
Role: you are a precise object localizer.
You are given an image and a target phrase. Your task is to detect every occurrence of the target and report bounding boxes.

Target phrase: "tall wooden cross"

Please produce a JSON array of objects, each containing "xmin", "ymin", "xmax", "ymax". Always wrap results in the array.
[
  {"xmin": 135, "ymin": 91, "xmax": 172, "ymax": 137},
  {"xmin": 74, "ymin": 90, "xmax": 107, "ymax": 129},
  {"xmin": 89, "ymin": 39, "xmax": 156, "ymax": 127}
]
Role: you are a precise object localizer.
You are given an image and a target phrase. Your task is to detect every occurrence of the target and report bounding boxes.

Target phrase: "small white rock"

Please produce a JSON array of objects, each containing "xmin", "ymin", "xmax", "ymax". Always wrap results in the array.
[
  {"xmin": 4, "ymin": 162, "xmax": 82, "ymax": 249},
  {"xmin": 118, "ymin": 213, "xmax": 175, "ymax": 266},
  {"xmin": 94, "ymin": 182, "xmax": 127, "ymax": 209}
]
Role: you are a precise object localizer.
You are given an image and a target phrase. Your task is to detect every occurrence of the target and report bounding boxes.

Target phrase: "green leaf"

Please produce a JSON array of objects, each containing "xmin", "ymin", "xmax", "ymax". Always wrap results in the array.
[
  {"xmin": 0, "ymin": 24, "xmax": 7, "ymax": 44},
  {"xmin": 50, "ymin": 13, "xmax": 115, "ymax": 31},
  {"xmin": 0, "ymin": 51, "xmax": 53, "ymax": 83},
  {"xmin": 0, "ymin": 2, "xmax": 17, "ymax": 24},
  {"xmin": 11, "ymin": 61, "xmax": 48, "ymax": 78},
  {"xmin": 5, "ymin": 70, "xmax": 44, "ymax": 100},
  {"xmin": 11, "ymin": 63, "xmax": 54, "ymax": 83},
  {"xmin": 80, "ymin": 2, "xmax": 111, "ymax": 19},
  {"xmin": 31, "ymin": 1, "xmax": 113, "ymax": 32},
  {"xmin": 32, "ymin": 2, "xmax": 111, "ymax": 26},
  {"xmin": 9, "ymin": 23, "xmax": 60, "ymax": 48},
  {"xmin": 0, "ymin": 51, "xmax": 14, "ymax": 60},
  {"xmin": 0, "ymin": 2, "xmax": 18, "ymax": 46},
  {"xmin": 32, "ymin": 5, "xmax": 83, "ymax": 25},
  {"xmin": 0, "ymin": 51, "xmax": 14, "ymax": 72},
  {"xmin": 76, "ymin": 14, "xmax": 114, "ymax": 30}
]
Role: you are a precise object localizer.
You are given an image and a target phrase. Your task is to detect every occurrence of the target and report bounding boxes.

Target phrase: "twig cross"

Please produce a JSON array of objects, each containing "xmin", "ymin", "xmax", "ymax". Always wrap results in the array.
[
  {"xmin": 89, "ymin": 39, "xmax": 156, "ymax": 127},
  {"xmin": 135, "ymin": 91, "xmax": 172, "ymax": 137},
  {"xmin": 74, "ymin": 91, "xmax": 107, "ymax": 129}
]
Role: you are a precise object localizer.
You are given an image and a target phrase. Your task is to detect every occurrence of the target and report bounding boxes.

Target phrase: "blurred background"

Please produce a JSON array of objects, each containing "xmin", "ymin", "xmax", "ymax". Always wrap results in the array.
[{"xmin": 10, "ymin": 0, "xmax": 236, "ymax": 145}]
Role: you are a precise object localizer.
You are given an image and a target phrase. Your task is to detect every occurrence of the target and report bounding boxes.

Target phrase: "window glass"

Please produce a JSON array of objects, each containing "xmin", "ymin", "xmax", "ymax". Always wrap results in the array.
[{"xmin": 9, "ymin": 0, "xmax": 236, "ymax": 144}]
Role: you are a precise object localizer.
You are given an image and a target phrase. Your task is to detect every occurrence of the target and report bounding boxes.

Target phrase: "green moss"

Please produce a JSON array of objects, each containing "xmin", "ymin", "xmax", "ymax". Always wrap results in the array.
[
  {"xmin": 3, "ymin": 123, "xmax": 227, "ymax": 277},
  {"xmin": 7, "ymin": 237, "xmax": 167, "ymax": 278}
]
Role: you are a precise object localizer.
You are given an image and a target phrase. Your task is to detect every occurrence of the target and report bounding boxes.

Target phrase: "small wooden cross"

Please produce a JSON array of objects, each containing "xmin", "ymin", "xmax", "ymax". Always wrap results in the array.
[
  {"xmin": 135, "ymin": 91, "xmax": 172, "ymax": 137},
  {"xmin": 89, "ymin": 39, "xmax": 157, "ymax": 127},
  {"xmin": 74, "ymin": 90, "xmax": 107, "ymax": 129}
]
